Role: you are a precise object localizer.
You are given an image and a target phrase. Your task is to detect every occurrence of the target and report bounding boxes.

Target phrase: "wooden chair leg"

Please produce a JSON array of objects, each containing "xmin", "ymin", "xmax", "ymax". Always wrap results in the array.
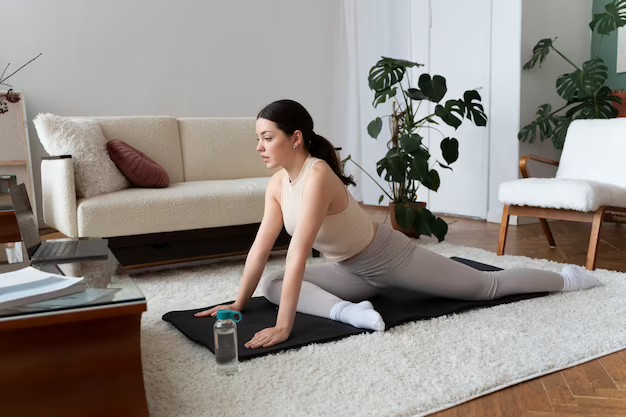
[
  {"xmin": 539, "ymin": 218, "xmax": 556, "ymax": 247},
  {"xmin": 586, "ymin": 207, "xmax": 606, "ymax": 270},
  {"xmin": 498, "ymin": 205, "xmax": 510, "ymax": 256}
]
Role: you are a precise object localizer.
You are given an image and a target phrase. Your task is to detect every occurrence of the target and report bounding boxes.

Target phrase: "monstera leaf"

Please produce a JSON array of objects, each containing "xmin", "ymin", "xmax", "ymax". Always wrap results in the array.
[
  {"xmin": 421, "ymin": 169, "xmax": 440, "ymax": 192},
  {"xmin": 412, "ymin": 207, "xmax": 449, "ymax": 242},
  {"xmin": 550, "ymin": 116, "xmax": 573, "ymax": 150},
  {"xmin": 407, "ymin": 88, "xmax": 427, "ymax": 100},
  {"xmin": 368, "ymin": 117, "xmax": 383, "ymax": 139},
  {"xmin": 519, "ymin": 88, "xmax": 620, "ymax": 150},
  {"xmin": 415, "ymin": 207, "xmax": 435, "ymax": 237},
  {"xmin": 463, "ymin": 90, "xmax": 487, "ymax": 126},
  {"xmin": 377, "ymin": 149, "xmax": 408, "ymax": 183},
  {"xmin": 440, "ymin": 137, "xmax": 459, "ymax": 165},
  {"xmin": 393, "ymin": 202, "xmax": 449, "ymax": 242},
  {"xmin": 523, "ymin": 38, "xmax": 555, "ymax": 69},
  {"xmin": 368, "ymin": 57, "xmax": 421, "ymax": 92},
  {"xmin": 430, "ymin": 217, "xmax": 449, "ymax": 242},
  {"xmin": 368, "ymin": 57, "xmax": 422, "ymax": 106},
  {"xmin": 565, "ymin": 86, "xmax": 621, "ymax": 119},
  {"xmin": 434, "ymin": 99, "xmax": 465, "ymax": 129},
  {"xmin": 399, "ymin": 134, "xmax": 423, "ymax": 153},
  {"xmin": 394, "ymin": 203, "xmax": 417, "ymax": 231},
  {"xmin": 518, "ymin": 104, "xmax": 555, "ymax": 144},
  {"xmin": 408, "ymin": 157, "xmax": 429, "ymax": 181},
  {"xmin": 372, "ymin": 87, "xmax": 397, "ymax": 107},
  {"xmin": 556, "ymin": 58, "xmax": 608, "ymax": 101},
  {"xmin": 418, "ymin": 74, "xmax": 447, "ymax": 103},
  {"xmin": 590, "ymin": 0, "xmax": 626, "ymax": 34}
]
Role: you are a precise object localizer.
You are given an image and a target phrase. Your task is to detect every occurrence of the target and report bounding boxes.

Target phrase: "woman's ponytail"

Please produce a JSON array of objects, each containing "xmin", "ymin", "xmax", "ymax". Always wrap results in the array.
[{"xmin": 308, "ymin": 132, "xmax": 355, "ymax": 186}]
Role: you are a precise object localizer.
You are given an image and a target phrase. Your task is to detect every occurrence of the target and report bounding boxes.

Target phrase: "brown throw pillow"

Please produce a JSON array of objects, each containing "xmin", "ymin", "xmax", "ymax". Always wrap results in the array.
[{"xmin": 106, "ymin": 139, "xmax": 170, "ymax": 188}]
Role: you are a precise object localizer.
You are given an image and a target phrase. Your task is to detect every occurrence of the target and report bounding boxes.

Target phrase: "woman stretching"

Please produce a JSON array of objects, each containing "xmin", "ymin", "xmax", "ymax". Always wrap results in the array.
[{"xmin": 195, "ymin": 99, "xmax": 600, "ymax": 349}]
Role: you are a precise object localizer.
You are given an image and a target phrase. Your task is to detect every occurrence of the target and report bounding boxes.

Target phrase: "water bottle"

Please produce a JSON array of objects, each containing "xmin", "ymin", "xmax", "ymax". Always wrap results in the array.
[{"xmin": 213, "ymin": 310, "xmax": 242, "ymax": 375}]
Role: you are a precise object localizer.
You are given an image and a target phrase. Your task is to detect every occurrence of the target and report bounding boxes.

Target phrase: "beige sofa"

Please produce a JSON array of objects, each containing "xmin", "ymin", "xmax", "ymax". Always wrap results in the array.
[{"xmin": 38, "ymin": 116, "xmax": 290, "ymax": 265}]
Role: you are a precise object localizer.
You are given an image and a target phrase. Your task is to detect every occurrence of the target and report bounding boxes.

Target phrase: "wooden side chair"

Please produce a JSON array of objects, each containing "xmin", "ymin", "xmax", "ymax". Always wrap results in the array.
[{"xmin": 497, "ymin": 119, "xmax": 626, "ymax": 270}]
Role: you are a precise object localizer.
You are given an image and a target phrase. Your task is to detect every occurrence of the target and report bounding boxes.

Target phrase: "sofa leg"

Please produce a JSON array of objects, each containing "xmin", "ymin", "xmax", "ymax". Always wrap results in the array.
[
  {"xmin": 539, "ymin": 218, "xmax": 556, "ymax": 247},
  {"xmin": 497, "ymin": 205, "xmax": 510, "ymax": 256},
  {"xmin": 586, "ymin": 207, "xmax": 606, "ymax": 270}
]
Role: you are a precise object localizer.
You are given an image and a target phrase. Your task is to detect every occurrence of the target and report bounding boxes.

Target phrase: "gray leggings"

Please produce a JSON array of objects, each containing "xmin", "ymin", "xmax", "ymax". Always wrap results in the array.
[{"xmin": 261, "ymin": 222, "xmax": 564, "ymax": 319}]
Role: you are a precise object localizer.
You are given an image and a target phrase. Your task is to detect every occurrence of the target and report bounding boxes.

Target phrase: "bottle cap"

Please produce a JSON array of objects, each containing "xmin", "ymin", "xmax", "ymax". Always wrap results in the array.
[{"xmin": 216, "ymin": 310, "xmax": 242, "ymax": 322}]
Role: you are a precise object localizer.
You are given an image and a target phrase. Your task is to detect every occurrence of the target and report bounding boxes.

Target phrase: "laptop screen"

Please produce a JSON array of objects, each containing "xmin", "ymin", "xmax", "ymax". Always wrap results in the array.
[{"xmin": 9, "ymin": 184, "xmax": 41, "ymax": 256}]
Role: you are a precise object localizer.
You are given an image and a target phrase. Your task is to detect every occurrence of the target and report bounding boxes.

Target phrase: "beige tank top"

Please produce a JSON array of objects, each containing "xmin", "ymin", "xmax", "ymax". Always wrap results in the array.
[{"xmin": 281, "ymin": 154, "xmax": 376, "ymax": 262}]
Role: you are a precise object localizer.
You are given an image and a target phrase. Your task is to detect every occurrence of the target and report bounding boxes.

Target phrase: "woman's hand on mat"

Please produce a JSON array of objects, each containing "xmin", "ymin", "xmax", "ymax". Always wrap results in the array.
[
  {"xmin": 244, "ymin": 327, "xmax": 290, "ymax": 349},
  {"xmin": 194, "ymin": 303, "xmax": 242, "ymax": 318}
]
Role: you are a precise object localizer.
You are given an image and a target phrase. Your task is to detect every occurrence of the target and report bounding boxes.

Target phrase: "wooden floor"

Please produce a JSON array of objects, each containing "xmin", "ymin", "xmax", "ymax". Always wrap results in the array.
[{"xmin": 362, "ymin": 205, "xmax": 626, "ymax": 417}]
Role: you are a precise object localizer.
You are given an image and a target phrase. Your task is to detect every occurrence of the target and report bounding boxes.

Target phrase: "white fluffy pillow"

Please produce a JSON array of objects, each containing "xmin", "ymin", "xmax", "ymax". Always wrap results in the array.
[{"xmin": 33, "ymin": 113, "xmax": 129, "ymax": 198}]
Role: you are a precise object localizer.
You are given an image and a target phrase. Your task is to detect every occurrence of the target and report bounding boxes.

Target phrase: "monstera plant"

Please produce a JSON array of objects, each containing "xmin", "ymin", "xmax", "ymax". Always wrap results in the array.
[
  {"xmin": 519, "ymin": 0, "xmax": 626, "ymax": 150},
  {"xmin": 343, "ymin": 57, "xmax": 487, "ymax": 241}
]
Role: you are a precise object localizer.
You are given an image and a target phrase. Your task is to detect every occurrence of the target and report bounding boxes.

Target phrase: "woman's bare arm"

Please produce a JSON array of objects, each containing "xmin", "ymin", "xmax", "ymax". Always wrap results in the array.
[
  {"xmin": 275, "ymin": 166, "xmax": 331, "ymax": 330},
  {"xmin": 245, "ymin": 164, "xmax": 333, "ymax": 347},
  {"xmin": 234, "ymin": 173, "xmax": 285, "ymax": 308},
  {"xmin": 195, "ymin": 172, "xmax": 284, "ymax": 317}
]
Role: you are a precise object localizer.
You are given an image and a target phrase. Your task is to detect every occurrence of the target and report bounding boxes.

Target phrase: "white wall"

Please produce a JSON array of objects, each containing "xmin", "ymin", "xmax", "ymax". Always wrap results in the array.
[
  {"xmin": 519, "ymin": 0, "xmax": 593, "ymax": 178},
  {"xmin": 330, "ymin": 0, "xmax": 366, "ymax": 202},
  {"xmin": 487, "ymin": 0, "xmax": 523, "ymax": 224},
  {"xmin": 427, "ymin": 0, "xmax": 491, "ymax": 219},
  {"xmin": 1, "ymin": 0, "xmax": 341, "ymax": 221}
]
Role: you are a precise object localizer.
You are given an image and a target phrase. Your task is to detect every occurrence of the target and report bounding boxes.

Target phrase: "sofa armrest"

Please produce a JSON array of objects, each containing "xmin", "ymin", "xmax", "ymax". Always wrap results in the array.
[{"xmin": 41, "ymin": 156, "xmax": 79, "ymax": 238}]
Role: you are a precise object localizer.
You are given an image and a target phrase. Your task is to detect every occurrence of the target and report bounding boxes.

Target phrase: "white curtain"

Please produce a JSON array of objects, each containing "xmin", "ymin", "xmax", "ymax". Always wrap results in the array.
[
  {"xmin": 331, "ymin": 0, "xmax": 363, "ymax": 201},
  {"xmin": 331, "ymin": 0, "xmax": 420, "ymax": 205}
]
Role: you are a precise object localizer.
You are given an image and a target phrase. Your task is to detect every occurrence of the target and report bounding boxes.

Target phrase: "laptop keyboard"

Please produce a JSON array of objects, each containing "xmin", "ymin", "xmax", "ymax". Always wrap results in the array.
[{"xmin": 39, "ymin": 241, "xmax": 79, "ymax": 258}]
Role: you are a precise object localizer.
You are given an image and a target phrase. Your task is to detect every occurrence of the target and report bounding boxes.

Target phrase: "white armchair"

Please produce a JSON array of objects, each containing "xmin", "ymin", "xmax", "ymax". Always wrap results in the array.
[{"xmin": 497, "ymin": 118, "xmax": 626, "ymax": 270}]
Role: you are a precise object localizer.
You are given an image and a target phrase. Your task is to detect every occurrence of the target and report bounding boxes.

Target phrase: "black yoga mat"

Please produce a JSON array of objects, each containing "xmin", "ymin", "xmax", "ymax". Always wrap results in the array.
[{"xmin": 162, "ymin": 257, "xmax": 548, "ymax": 361}]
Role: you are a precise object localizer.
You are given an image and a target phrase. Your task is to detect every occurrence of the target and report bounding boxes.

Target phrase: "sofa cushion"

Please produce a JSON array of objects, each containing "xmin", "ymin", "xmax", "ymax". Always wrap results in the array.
[
  {"xmin": 177, "ymin": 118, "xmax": 278, "ymax": 181},
  {"xmin": 107, "ymin": 139, "xmax": 170, "ymax": 188},
  {"xmin": 76, "ymin": 178, "xmax": 270, "ymax": 237},
  {"xmin": 95, "ymin": 116, "xmax": 185, "ymax": 183},
  {"xmin": 33, "ymin": 114, "xmax": 130, "ymax": 198},
  {"xmin": 498, "ymin": 178, "xmax": 626, "ymax": 212}
]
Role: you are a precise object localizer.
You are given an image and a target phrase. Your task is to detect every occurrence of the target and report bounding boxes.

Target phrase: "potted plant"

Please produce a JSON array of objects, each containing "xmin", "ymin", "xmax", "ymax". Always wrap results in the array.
[
  {"xmin": 343, "ymin": 56, "xmax": 487, "ymax": 241},
  {"xmin": 519, "ymin": 0, "xmax": 626, "ymax": 150}
]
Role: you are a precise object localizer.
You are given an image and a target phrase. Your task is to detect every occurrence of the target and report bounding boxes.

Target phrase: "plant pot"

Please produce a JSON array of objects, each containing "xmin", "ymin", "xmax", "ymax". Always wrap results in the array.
[
  {"xmin": 612, "ymin": 90, "xmax": 626, "ymax": 117},
  {"xmin": 389, "ymin": 201, "xmax": 427, "ymax": 238}
]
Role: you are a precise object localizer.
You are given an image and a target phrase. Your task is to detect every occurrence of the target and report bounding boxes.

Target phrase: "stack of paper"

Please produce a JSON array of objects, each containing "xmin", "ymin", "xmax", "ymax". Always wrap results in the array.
[
  {"xmin": 11, "ymin": 288, "xmax": 120, "ymax": 312},
  {"xmin": 0, "ymin": 267, "xmax": 86, "ymax": 310}
]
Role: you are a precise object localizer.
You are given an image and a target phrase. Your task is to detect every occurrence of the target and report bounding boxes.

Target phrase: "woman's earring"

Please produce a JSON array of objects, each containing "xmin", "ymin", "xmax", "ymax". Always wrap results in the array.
[{"xmin": 293, "ymin": 146, "xmax": 297, "ymax": 151}]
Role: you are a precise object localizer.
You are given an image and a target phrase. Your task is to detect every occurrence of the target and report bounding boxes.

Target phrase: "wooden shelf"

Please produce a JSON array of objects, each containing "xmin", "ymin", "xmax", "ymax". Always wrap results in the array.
[
  {"xmin": 0, "ymin": 161, "xmax": 27, "ymax": 167},
  {"xmin": 0, "ymin": 91, "xmax": 36, "ymax": 212},
  {"xmin": 0, "ymin": 211, "xmax": 20, "ymax": 243}
]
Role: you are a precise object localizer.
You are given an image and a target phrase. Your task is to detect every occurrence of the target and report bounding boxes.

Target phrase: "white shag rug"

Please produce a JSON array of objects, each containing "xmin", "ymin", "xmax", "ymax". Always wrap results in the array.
[{"xmin": 132, "ymin": 242, "xmax": 626, "ymax": 417}]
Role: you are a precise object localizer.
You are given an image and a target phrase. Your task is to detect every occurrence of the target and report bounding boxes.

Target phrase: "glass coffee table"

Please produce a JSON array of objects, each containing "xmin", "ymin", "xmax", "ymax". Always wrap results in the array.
[{"xmin": 0, "ymin": 240, "xmax": 149, "ymax": 417}]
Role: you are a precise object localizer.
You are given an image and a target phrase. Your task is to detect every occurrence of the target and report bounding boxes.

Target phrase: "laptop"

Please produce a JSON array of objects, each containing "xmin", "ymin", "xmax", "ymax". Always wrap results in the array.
[{"xmin": 9, "ymin": 183, "xmax": 109, "ymax": 264}]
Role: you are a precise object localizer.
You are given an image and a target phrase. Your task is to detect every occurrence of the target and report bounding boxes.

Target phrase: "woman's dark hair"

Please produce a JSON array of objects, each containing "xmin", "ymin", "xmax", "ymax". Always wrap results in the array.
[{"xmin": 257, "ymin": 99, "xmax": 356, "ymax": 187}]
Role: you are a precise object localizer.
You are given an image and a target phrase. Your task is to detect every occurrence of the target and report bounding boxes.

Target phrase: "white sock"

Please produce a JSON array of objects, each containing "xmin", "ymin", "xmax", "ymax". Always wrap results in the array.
[
  {"xmin": 560, "ymin": 265, "xmax": 601, "ymax": 292},
  {"xmin": 329, "ymin": 300, "xmax": 385, "ymax": 331}
]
